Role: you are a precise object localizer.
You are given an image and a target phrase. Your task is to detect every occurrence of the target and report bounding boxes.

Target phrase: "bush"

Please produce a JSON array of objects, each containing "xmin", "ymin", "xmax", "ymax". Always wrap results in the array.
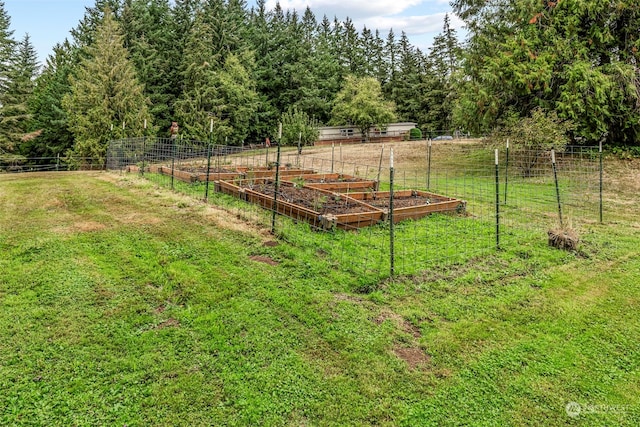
[
  {"xmin": 490, "ymin": 108, "xmax": 574, "ymax": 177},
  {"xmin": 409, "ymin": 128, "xmax": 423, "ymax": 140}
]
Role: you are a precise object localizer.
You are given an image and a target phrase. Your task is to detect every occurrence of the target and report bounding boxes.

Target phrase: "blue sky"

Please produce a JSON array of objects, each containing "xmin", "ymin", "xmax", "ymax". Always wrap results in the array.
[{"xmin": 4, "ymin": 0, "xmax": 464, "ymax": 64}]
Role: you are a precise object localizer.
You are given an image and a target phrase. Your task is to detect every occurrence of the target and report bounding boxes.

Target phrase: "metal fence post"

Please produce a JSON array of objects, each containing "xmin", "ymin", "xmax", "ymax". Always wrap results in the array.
[
  {"xmin": 427, "ymin": 139, "xmax": 432, "ymax": 190},
  {"xmin": 495, "ymin": 149, "xmax": 500, "ymax": 250},
  {"xmin": 171, "ymin": 137, "xmax": 177, "ymax": 190},
  {"xmin": 205, "ymin": 126, "xmax": 213, "ymax": 202},
  {"xmin": 599, "ymin": 140, "xmax": 603, "ymax": 223},
  {"xmin": 271, "ymin": 139, "xmax": 282, "ymax": 234},
  {"xmin": 551, "ymin": 149, "xmax": 564, "ymax": 228},
  {"xmin": 390, "ymin": 149, "xmax": 395, "ymax": 278}
]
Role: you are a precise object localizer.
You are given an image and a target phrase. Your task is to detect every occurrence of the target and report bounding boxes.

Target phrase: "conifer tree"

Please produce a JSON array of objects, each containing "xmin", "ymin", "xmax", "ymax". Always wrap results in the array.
[
  {"xmin": 0, "ymin": 34, "xmax": 39, "ymax": 153},
  {"xmin": 0, "ymin": 0, "xmax": 15, "ymax": 98},
  {"xmin": 63, "ymin": 8, "xmax": 152, "ymax": 164},
  {"xmin": 26, "ymin": 41, "xmax": 75, "ymax": 158}
]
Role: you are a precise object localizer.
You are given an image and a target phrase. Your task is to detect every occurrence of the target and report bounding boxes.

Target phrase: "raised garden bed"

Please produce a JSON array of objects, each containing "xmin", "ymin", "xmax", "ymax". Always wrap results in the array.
[
  {"xmin": 283, "ymin": 173, "xmax": 378, "ymax": 192},
  {"xmin": 217, "ymin": 179, "xmax": 383, "ymax": 230},
  {"xmin": 346, "ymin": 190, "xmax": 466, "ymax": 222}
]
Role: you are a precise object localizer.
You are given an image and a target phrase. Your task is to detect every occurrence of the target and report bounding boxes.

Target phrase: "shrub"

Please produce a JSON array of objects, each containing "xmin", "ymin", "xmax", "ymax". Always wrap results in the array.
[{"xmin": 409, "ymin": 128, "xmax": 422, "ymax": 140}]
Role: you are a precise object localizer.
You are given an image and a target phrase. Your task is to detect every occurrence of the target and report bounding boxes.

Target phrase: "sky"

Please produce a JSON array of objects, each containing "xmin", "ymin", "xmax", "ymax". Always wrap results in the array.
[{"xmin": 3, "ymin": 0, "xmax": 465, "ymax": 64}]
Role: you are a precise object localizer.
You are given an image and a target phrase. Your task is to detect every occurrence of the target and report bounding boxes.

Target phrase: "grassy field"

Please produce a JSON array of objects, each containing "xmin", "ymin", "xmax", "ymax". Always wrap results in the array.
[{"xmin": 1, "ymin": 151, "xmax": 639, "ymax": 425}]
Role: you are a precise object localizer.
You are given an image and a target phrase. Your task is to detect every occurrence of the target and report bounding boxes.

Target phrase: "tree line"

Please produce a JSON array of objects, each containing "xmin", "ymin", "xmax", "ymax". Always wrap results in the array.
[{"xmin": 0, "ymin": 0, "xmax": 638, "ymax": 165}]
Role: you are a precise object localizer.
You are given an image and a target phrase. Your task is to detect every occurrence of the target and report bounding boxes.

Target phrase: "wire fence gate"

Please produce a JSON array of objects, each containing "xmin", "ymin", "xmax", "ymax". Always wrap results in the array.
[{"xmin": 106, "ymin": 137, "xmax": 604, "ymax": 283}]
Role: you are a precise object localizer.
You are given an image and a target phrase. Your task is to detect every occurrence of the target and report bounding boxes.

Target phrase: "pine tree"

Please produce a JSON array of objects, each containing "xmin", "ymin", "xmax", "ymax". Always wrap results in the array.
[
  {"xmin": 25, "ymin": 41, "xmax": 75, "ymax": 158},
  {"xmin": 391, "ymin": 31, "xmax": 422, "ymax": 122},
  {"xmin": 120, "ymin": 0, "xmax": 175, "ymax": 130},
  {"xmin": 0, "ymin": 0, "xmax": 15, "ymax": 98},
  {"xmin": 421, "ymin": 15, "xmax": 462, "ymax": 133},
  {"xmin": 173, "ymin": 10, "xmax": 221, "ymax": 140},
  {"xmin": 63, "ymin": 8, "xmax": 152, "ymax": 164},
  {"xmin": 0, "ymin": 34, "xmax": 39, "ymax": 153}
]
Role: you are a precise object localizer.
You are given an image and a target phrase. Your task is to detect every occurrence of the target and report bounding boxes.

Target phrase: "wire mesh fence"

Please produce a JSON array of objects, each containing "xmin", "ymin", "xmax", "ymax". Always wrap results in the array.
[
  {"xmin": 0, "ymin": 156, "xmax": 103, "ymax": 172},
  {"xmin": 106, "ymin": 137, "xmax": 604, "ymax": 283}
]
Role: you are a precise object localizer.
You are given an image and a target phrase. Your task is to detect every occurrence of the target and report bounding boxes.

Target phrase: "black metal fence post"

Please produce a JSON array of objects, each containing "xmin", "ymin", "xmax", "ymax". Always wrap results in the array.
[
  {"xmin": 551, "ymin": 149, "xmax": 564, "ymax": 228},
  {"xmin": 271, "ymin": 124, "xmax": 282, "ymax": 234},
  {"xmin": 205, "ymin": 136, "xmax": 213, "ymax": 202},
  {"xmin": 171, "ymin": 137, "xmax": 177, "ymax": 190},
  {"xmin": 599, "ymin": 140, "xmax": 603, "ymax": 224},
  {"xmin": 495, "ymin": 149, "xmax": 500, "ymax": 250},
  {"xmin": 427, "ymin": 139, "xmax": 432, "ymax": 190},
  {"xmin": 390, "ymin": 149, "xmax": 395, "ymax": 278},
  {"xmin": 271, "ymin": 144, "xmax": 282, "ymax": 233}
]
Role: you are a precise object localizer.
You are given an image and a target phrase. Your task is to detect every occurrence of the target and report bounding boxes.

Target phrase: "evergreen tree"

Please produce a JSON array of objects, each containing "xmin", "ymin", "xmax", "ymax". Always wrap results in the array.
[
  {"xmin": 0, "ymin": 34, "xmax": 39, "ymax": 153},
  {"xmin": 63, "ymin": 8, "xmax": 152, "ymax": 164},
  {"xmin": 120, "ymin": 0, "xmax": 175, "ymax": 130},
  {"xmin": 0, "ymin": 0, "xmax": 15, "ymax": 97},
  {"xmin": 173, "ymin": 10, "xmax": 219, "ymax": 140},
  {"xmin": 214, "ymin": 52, "xmax": 259, "ymax": 144},
  {"xmin": 421, "ymin": 15, "xmax": 462, "ymax": 133},
  {"xmin": 26, "ymin": 41, "xmax": 75, "ymax": 158},
  {"xmin": 391, "ymin": 31, "xmax": 422, "ymax": 122},
  {"xmin": 452, "ymin": 0, "xmax": 640, "ymax": 144}
]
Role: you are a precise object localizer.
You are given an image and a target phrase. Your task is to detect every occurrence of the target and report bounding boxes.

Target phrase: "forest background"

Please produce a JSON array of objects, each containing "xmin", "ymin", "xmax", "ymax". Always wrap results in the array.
[{"xmin": 0, "ymin": 0, "xmax": 638, "ymax": 164}]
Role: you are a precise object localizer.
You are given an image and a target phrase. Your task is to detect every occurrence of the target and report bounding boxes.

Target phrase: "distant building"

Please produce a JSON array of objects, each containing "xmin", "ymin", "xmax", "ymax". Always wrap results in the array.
[{"xmin": 316, "ymin": 122, "xmax": 418, "ymax": 145}]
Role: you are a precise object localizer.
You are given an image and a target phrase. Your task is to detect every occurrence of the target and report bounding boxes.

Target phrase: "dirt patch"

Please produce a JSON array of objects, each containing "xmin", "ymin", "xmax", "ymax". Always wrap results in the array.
[
  {"xmin": 53, "ymin": 220, "xmax": 107, "ymax": 234},
  {"xmin": 156, "ymin": 318, "xmax": 180, "ymax": 329},
  {"xmin": 375, "ymin": 310, "xmax": 422, "ymax": 338},
  {"xmin": 394, "ymin": 347, "xmax": 431, "ymax": 369},
  {"xmin": 263, "ymin": 241, "xmax": 279, "ymax": 247},
  {"xmin": 333, "ymin": 293, "xmax": 364, "ymax": 303},
  {"xmin": 250, "ymin": 255, "xmax": 279, "ymax": 266}
]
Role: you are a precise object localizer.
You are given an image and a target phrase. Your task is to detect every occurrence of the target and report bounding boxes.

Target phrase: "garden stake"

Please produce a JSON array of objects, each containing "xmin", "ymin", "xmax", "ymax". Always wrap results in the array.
[
  {"xmin": 390, "ymin": 148, "xmax": 395, "ymax": 278},
  {"xmin": 504, "ymin": 139, "xmax": 509, "ymax": 204},
  {"xmin": 495, "ymin": 149, "xmax": 500, "ymax": 249},
  {"xmin": 551, "ymin": 149, "xmax": 564, "ymax": 228}
]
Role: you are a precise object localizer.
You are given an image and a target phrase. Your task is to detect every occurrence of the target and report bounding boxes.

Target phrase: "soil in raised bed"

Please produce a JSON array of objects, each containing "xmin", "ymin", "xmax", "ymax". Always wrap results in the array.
[
  {"xmin": 251, "ymin": 184, "xmax": 376, "ymax": 215},
  {"xmin": 364, "ymin": 193, "xmax": 451, "ymax": 209},
  {"xmin": 302, "ymin": 177, "xmax": 368, "ymax": 183}
]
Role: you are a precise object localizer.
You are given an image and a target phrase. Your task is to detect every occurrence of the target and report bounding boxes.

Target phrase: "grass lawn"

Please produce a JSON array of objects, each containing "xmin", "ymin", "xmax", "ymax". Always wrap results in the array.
[{"xmin": 0, "ymin": 166, "xmax": 638, "ymax": 426}]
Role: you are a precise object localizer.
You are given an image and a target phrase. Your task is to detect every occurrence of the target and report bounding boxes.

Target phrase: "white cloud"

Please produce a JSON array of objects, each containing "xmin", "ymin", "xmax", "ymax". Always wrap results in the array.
[
  {"xmin": 357, "ymin": 12, "xmax": 465, "ymax": 35},
  {"xmin": 265, "ymin": 0, "xmax": 424, "ymax": 19}
]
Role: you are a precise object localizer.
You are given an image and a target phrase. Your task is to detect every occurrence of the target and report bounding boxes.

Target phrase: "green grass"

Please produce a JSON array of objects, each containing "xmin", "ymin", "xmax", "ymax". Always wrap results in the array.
[{"xmin": 1, "ymin": 171, "xmax": 639, "ymax": 425}]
